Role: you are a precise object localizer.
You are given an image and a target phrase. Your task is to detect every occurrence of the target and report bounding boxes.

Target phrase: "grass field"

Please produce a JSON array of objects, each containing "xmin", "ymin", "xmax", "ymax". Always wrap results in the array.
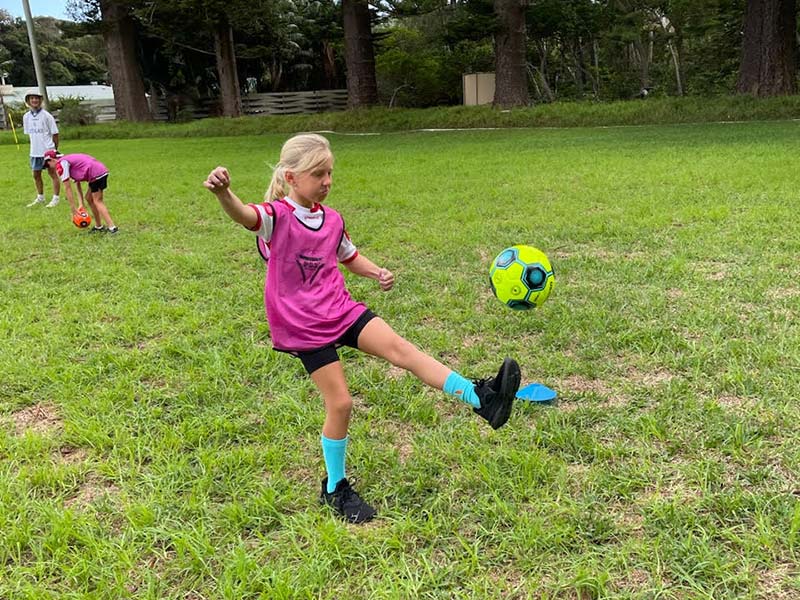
[{"xmin": 2, "ymin": 120, "xmax": 800, "ymax": 599}]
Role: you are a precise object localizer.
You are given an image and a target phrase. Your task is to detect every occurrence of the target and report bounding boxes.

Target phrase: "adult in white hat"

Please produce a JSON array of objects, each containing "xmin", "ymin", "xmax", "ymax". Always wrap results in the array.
[{"xmin": 22, "ymin": 89, "xmax": 61, "ymax": 208}]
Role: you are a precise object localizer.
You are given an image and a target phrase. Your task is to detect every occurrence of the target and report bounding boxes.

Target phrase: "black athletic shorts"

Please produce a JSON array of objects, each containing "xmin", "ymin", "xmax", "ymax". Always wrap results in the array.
[
  {"xmin": 290, "ymin": 309, "xmax": 378, "ymax": 375},
  {"xmin": 88, "ymin": 174, "xmax": 108, "ymax": 193}
]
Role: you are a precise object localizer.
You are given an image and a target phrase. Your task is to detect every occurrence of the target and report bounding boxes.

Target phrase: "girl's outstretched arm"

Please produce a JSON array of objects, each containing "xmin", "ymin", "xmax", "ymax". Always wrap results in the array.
[
  {"xmin": 204, "ymin": 166, "xmax": 258, "ymax": 229},
  {"xmin": 344, "ymin": 254, "xmax": 394, "ymax": 291}
]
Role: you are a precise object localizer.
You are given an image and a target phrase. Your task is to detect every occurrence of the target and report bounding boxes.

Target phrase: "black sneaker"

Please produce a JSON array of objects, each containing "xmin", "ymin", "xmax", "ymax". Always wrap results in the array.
[
  {"xmin": 320, "ymin": 477, "xmax": 377, "ymax": 524},
  {"xmin": 88, "ymin": 226, "xmax": 105, "ymax": 234},
  {"xmin": 472, "ymin": 358, "xmax": 521, "ymax": 430}
]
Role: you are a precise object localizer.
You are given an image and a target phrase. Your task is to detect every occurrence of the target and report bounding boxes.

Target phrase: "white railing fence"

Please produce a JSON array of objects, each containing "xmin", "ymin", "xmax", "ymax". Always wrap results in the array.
[{"xmin": 84, "ymin": 89, "xmax": 348, "ymax": 123}]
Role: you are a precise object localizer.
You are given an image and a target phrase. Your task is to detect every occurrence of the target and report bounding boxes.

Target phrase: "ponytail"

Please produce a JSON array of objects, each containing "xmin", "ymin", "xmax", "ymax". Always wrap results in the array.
[{"xmin": 265, "ymin": 165, "xmax": 287, "ymax": 201}]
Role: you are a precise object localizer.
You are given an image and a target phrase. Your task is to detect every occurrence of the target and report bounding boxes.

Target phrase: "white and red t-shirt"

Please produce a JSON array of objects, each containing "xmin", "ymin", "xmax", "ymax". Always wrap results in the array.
[{"xmin": 247, "ymin": 197, "xmax": 358, "ymax": 263}]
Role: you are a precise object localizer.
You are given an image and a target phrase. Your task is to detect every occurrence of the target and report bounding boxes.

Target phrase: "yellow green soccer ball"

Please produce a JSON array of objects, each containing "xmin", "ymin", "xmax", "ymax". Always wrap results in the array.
[{"xmin": 489, "ymin": 245, "xmax": 555, "ymax": 310}]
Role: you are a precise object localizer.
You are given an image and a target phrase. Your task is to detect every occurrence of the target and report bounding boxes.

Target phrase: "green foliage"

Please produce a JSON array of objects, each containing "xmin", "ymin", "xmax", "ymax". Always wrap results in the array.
[
  {"xmin": 677, "ymin": 0, "xmax": 744, "ymax": 95},
  {"xmin": 0, "ymin": 14, "xmax": 104, "ymax": 87},
  {"xmin": 1, "ymin": 0, "xmax": 791, "ymax": 109},
  {"xmin": 126, "ymin": 0, "xmax": 344, "ymax": 100},
  {"xmin": 376, "ymin": 28, "xmax": 450, "ymax": 107},
  {"xmin": 52, "ymin": 96, "xmax": 97, "ymax": 126}
]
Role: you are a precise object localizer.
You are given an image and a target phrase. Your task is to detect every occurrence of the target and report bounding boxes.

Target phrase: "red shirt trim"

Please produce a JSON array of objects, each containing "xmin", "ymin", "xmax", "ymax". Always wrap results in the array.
[
  {"xmin": 246, "ymin": 204, "xmax": 261, "ymax": 231},
  {"xmin": 341, "ymin": 250, "xmax": 359, "ymax": 265}
]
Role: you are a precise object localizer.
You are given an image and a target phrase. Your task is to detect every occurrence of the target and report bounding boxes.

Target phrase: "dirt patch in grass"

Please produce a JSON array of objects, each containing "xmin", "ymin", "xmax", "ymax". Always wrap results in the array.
[
  {"xmin": 557, "ymin": 375, "xmax": 627, "ymax": 410},
  {"xmin": 768, "ymin": 287, "xmax": 800, "ymax": 300},
  {"xmin": 715, "ymin": 394, "xmax": 753, "ymax": 411},
  {"xmin": 286, "ymin": 464, "xmax": 318, "ymax": 488},
  {"xmin": 125, "ymin": 550, "xmax": 178, "ymax": 595},
  {"xmin": 64, "ymin": 473, "xmax": 120, "ymax": 509},
  {"xmin": 57, "ymin": 446, "xmax": 89, "ymax": 465},
  {"xmin": 11, "ymin": 403, "xmax": 62, "ymax": 435},
  {"xmin": 666, "ymin": 288, "xmax": 684, "ymax": 300},
  {"xmin": 755, "ymin": 562, "xmax": 800, "ymax": 600},
  {"xmin": 560, "ymin": 374, "xmax": 613, "ymax": 396},
  {"xmin": 627, "ymin": 367, "xmax": 675, "ymax": 387},
  {"xmin": 614, "ymin": 568, "xmax": 651, "ymax": 594},
  {"xmin": 485, "ymin": 564, "xmax": 531, "ymax": 598},
  {"xmin": 696, "ymin": 260, "xmax": 731, "ymax": 281},
  {"xmin": 386, "ymin": 365, "xmax": 406, "ymax": 380},
  {"xmin": 614, "ymin": 505, "xmax": 645, "ymax": 535},
  {"xmin": 385, "ymin": 420, "xmax": 416, "ymax": 464},
  {"xmin": 639, "ymin": 460, "xmax": 704, "ymax": 504},
  {"xmin": 350, "ymin": 391, "xmax": 372, "ymax": 414},
  {"xmin": 459, "ymin": 334, "xmax": 483, "ymax": 349}
]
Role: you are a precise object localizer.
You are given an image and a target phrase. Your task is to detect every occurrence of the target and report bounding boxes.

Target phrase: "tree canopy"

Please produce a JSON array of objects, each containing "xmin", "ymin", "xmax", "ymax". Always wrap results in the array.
[
  {"xmin": 0, "ymin": 9, "xmax": 106, "ymax": 86},
  {"xmin": 2, "ymin": 0, "xmax": 797, "ymax": 118}
]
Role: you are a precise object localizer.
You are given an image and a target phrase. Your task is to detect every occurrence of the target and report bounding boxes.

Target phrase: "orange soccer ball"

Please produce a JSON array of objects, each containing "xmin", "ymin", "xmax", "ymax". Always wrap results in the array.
[{"xmin": 72, "ymin": 210, "xmax": 92, "ymax": 229}]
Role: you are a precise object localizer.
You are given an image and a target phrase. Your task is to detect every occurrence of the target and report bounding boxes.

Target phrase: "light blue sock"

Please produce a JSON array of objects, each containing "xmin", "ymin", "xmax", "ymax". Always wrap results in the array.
[
  {"xmin": 321, "ymin": 434, "xmax": 348, "ymax": 493},
  {"xmin": 443, "ymin": 371, "xmax": 480, "ymax": 408}
]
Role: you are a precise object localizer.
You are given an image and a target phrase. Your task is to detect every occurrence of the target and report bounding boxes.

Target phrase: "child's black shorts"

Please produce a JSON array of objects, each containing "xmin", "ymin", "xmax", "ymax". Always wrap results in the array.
[
  {"xmin": 89, "ymin": 174, "xmax": 109, "ymax": 193},
  {"xmin": 290, "ymin": 309, "xmax": 377, "ymax": 375}
]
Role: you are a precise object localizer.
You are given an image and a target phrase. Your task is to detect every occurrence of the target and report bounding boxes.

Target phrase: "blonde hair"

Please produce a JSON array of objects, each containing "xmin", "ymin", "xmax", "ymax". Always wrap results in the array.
[{"xmin": 265, "ymin": 133, "xmax": 333, "ymax": 201}]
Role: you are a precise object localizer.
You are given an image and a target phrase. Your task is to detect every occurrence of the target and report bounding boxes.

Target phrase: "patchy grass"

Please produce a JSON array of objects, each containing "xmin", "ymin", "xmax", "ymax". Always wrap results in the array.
[{"xmin": 2, "ymin": 120, "xmax": 800, "ymax": 598}]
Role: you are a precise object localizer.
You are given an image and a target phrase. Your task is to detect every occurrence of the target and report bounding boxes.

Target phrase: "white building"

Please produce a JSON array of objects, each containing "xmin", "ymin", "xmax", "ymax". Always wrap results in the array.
[{"xmin": 1, "ymin": 83, "xmax": 114, "ymax": 106}]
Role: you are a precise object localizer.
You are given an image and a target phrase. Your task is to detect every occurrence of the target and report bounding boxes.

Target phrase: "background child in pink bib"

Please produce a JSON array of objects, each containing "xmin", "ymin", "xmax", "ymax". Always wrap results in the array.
[
  {"xmin": 44, "ymin": 151, "xmax": 119, "ymax": 234},
  {"xmin": 204, "ymin": 134, "xmax": 521, "ymax": 524}
]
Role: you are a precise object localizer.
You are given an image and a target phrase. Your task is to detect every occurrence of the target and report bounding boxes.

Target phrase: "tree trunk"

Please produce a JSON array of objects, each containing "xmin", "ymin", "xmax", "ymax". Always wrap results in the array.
[
  {"xmin": 574, "ymin": 36, "xmax": 586, "ymax": 97},
  {"xmin": 493, "ymin": 0, "xmax": 529, "ymax": 107},
  {"xmin": 322, "ymin": 40, "xmax": 337, "ymax": 89},
  {"xmin": 99, "ymin": 0, "xmax": 151, "ymax": 122},
  {"xmin": 535, "ymin": 40, "xmax": 555, "ymax": 102},
  {"xmin": 667, "ymin": 41, "xmax": 683, "ymax": 96},
  {"xmin": 342, "ymin": 0, "xmax": 378, "ymax": 108},
  {"xmin": 632, "ymin": 36, "xmax": 651, "ymax": 92},
  {"xmin": 213, "ymin": 18, "xmax": 242, "ymax": 117},
  {"xmin": 737, "ymin": 0, "xmax": 797, "ymax": 96},
  {"xmin": 593, "ymin": 38, "xmax": 600, "ymax": 96}
]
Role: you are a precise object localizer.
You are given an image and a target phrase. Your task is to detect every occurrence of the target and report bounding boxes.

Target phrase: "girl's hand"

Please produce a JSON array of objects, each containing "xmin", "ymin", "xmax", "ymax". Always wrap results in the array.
[
  {"xmin": 204, "ymin": 167, "xmax": 231, "ymax": 194},
  {"xmin": 378, "ymin": 268, "xmax": 394, "ymax": 291}
]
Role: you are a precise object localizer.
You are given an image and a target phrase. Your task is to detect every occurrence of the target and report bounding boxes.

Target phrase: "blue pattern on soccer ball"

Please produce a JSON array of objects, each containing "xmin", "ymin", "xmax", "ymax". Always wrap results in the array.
[{"xmin": 489, "ymin": 245, "xmax": 555, "ymax": 310}]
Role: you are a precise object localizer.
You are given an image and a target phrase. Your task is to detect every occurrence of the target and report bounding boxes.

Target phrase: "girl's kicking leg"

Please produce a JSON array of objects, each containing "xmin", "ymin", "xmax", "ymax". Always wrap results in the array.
[
  {"xmin": 355, "ymin": 317, "xmax": 521, "ymax": 429},
  {"xmin": 310, "ymin": 361, "xmax": 377, "ymax": 524}
]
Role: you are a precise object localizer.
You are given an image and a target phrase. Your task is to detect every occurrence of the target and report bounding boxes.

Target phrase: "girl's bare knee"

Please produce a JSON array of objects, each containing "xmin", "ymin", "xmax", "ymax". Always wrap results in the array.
[{"xmin": 326, "ymin": 395, "xmax": 353, "ymax": 418}]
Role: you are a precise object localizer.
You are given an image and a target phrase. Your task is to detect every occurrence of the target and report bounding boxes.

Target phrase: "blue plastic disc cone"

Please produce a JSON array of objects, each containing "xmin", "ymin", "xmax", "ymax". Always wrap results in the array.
[{"xmin": 516, "ymin": 383, "xmax": 557, "ymax": 402}]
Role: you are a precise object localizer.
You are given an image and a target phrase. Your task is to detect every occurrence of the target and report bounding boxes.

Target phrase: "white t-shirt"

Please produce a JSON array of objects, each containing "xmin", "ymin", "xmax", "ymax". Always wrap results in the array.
[
  {"xmin": 249, "ymin": 196, "xmax": 358, "ymax": 263},
  {"xmin": 22, "ymin": 109, "xmax": 58, "ymax": 157}
]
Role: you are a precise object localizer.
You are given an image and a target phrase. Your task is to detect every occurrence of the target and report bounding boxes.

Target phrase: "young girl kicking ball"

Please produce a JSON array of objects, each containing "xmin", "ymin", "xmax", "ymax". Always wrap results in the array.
[{"xmin": 204, "ymin": 134, "xmax": 520, "ymax": 524}]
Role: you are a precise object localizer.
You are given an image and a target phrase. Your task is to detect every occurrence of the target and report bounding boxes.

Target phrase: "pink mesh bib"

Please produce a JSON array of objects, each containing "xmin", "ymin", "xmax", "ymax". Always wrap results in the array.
[{"xmin": 263, "ymin": 200, "xmax": 366, "ymax": 351}]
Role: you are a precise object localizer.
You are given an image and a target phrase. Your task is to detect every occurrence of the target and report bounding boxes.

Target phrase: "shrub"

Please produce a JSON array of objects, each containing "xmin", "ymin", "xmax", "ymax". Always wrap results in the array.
[{"xmin": 52, "ymin": 96, "xmax": 97, "ymax": 126}]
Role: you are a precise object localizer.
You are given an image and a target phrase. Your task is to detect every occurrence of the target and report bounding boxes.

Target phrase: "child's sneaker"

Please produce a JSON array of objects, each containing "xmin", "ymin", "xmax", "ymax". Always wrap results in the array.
[
  {"xmin": 472, "ymin": 358, "xmax": 521, "ymax": 429},
  {"xmin": 107, "ymin": 226, "xmax": 119, "ymax": 234},
  {"xmin": 320, "ymin": 477, "xmax": 377, "ymax": 524},
  {"xmin": 27, "ymin": 196, "xmax": 45, "ymax": 207},
  {"xmin": 45, "ymin": 196, "xmax": 60, "ymax": 208},
  {"xmin": 88, "ymin": 226, "xmax": 105, "ymax": 233}
]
